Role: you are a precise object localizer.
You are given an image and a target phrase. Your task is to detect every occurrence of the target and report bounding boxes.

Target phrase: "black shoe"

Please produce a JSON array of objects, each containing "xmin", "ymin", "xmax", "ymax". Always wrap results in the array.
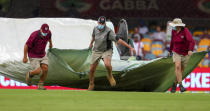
[
  {"xmin": 170, "ymin": 83, "xmax": 177, "ymax": 93},
  {"xmin": 179, "ymin": 84, "xmax": 187, "ymax": 92}
]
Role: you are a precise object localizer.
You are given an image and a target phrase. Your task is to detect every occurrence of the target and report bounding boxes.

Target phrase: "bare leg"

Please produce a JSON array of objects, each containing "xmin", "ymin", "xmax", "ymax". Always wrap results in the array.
[
  {"xmin": 179, "ymin": 63, "xmax": 186, "ymax": 85},
  {"xmin": 179, "ymin": 62, "xmax": 187, "ymax": 92},
  {"xmin": 39, "ymin": 64, "xmax": 48, "ymax": 83},
  {"xmin": 103, "ymin": 58, "xmax": 112, "ymax": 77},
  {"xmin": 175, "ymin": 61, "xmax": 182, "ymax": 84},
  {"xmin": 88, "ymin": 62, "xmax": 98, "ymax": 90},
  {"xmin": 30, "ymin": 68, "xmax": 41, "ymax": 76},
  {"xmin": 171, "ymin": 60, "xmax": 182, "ymax": 93},
  {"xmin": 174, "ymin": 63, "xmax": 186, "ymax": 85},
  {"xmin": 25, "ymin": 66, "xmax": 41, "ymax": 86},
  {"xmin": 103, "ymin": 58, "xmax": 116, "ymax": 86},
  {"xmin": 181, "ymin": 64, "xmax": 185, "ymax": 76}
]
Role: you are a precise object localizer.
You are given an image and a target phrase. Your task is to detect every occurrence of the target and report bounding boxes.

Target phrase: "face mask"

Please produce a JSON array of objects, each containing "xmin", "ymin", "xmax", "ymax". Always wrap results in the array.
[
  {"xmin": 97, "ymin": 24, "xmax": 105, "ymax": 30},
  {"xmin": 41, "ymin": 32, "xmax": 48, "ymax": 37},
  {"xmin": 172, "ymin": 27, "xmax": 176, "ymax": 30}
]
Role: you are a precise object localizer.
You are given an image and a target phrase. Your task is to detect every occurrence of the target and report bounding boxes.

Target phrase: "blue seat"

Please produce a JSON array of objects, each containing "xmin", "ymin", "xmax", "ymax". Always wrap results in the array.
[{"xmin": 145, "ymin": 53, "xmax": 156, "ymax": 60}]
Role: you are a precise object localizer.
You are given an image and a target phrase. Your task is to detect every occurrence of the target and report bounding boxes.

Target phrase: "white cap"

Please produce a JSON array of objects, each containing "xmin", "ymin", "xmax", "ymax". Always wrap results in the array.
[{"xmin": 169, "ymin": 18, "xmax": 186, "ymax": 27}]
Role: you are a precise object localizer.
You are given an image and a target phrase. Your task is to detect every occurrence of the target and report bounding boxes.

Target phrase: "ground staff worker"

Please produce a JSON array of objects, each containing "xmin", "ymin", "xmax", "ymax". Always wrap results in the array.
[
  {"xmin": 169, "ymin": 18, "xmax": 195, "ymax": 93},
  {"xmin": 23, "ymin": 24, "xmax": 53, "ymax": 90},
  {"xmin": 88, "ymin": 16, "xmax": 136, "ymax": 90}
]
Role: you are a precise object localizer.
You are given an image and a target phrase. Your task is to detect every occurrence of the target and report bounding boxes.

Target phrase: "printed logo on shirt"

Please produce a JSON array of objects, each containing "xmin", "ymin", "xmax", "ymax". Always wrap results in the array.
[
  {"xmin": 100, "ymin": 34, "xmax": 106, "ymax": 39},
  {"xmin": 181, "ymin": 36, "xmax": 184, "ymax": 39}
]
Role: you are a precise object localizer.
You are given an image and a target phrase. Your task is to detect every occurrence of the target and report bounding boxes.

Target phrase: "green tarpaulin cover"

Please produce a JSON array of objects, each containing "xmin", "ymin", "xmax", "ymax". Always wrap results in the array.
[{"xmin": 0, "ymin": 48, "xmax": 207, "ymax": 92}]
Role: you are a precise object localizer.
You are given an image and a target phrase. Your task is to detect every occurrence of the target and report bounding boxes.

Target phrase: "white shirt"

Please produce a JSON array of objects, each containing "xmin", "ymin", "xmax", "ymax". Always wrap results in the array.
[
  {"xmin": 133, "ymin": 41, "xmax": 144, "ymax": 57},
  {"xmin": 139, "ymin": 26, "xmax": 149, "ymax": 34},
  {"xmin": 152, "ymin": 32, "xmax": 167, "ymax": 42}
]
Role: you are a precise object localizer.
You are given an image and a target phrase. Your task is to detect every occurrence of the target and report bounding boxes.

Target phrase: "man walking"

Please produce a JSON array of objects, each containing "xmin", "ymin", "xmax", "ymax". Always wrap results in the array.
[
  {"xmin": 169, "ymin": 18, "xmax": 195, "ymax": 93},
  {"xmin": 88, "ymin": 16, "xmax": 136, "ymax": 90},
  {"xmin": 23, "ymin": 24, "xmax": 53, "ymax": 90}
]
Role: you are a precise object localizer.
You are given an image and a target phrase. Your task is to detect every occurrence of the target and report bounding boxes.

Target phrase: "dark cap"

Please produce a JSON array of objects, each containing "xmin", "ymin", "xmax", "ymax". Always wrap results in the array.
[
  {"xmin": 41, "ymin": 24, "xmax": 49, "ymax": 33},
  {"xmin": 98, "ymin": 16, "xmax": 106, "ymax": 24}
]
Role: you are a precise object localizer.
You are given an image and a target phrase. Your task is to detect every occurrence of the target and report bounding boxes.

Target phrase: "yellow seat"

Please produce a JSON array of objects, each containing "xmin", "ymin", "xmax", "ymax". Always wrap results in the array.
[
  {"xmin": 152, "ymin": 50, "xmax": 163, "ymax": 56},
  {"xmin": 199, "ymin": 38, "xmax": 210, "ymax": 45},
  {"xmin": 141, "ymin": 38, "xmax": 152, "ymax": 52},
  {"xmin": 151, "ymin": 44, "xmax": 163, "ymax": 56},
  {"xmin": 198, "ymin": 53, "xmax": 209, "ymax": 68},
  {"xmin": 193, "ymin": 31, "xmax": 204, "ymax": 36},
  {"xmin": 197, "ymin": 38, "xmax": 210, "ymax": 52}
]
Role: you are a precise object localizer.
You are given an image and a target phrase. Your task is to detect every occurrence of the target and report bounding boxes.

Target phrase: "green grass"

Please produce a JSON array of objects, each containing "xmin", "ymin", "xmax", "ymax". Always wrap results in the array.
[{"xmin": 0, "ymin": 89, "xmax": 210, "ymax": 111}]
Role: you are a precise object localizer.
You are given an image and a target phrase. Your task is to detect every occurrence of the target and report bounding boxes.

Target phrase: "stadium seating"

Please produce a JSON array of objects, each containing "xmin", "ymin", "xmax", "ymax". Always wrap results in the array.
[
  {"xmin": 197, "ymin": 38, "xmax": 210, "ymax": 67},
  {"xmin": 141, "ymin": 38, "xmax": 152, "ymax": 52},
  {"xmin": 144, "ymin": 53, "xmax": 156, "ymax": 60},
  {"xmin": 197, "ymin": 38, "xmax": 210, "ymax": 52},
  {"xmin": 193, "ymin": 31, "xmax": 204, "ymax": 36},
  {"xmin": 128, "ymin": 27, "xmax": 209, "ymax": 68},
  {"xmin": 151, "ymin": 41, "xmax": 164, "ymax": 57}
]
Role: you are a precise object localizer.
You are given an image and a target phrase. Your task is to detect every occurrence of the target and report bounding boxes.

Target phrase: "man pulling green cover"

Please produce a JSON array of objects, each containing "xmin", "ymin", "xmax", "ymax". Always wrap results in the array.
[
  {"xmin": 88, "ymin": 16, "xmax": 136, "ymax": 90},
  {"xmin": 23, "ymin": 24, "xmax": 53, "ymax": 90}
]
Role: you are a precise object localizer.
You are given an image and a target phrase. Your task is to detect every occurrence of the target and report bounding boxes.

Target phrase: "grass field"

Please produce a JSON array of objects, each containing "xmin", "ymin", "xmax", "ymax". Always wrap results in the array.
[{"xmin": 0, "ymin": 89, "xmax": 210, "ymax": 111}]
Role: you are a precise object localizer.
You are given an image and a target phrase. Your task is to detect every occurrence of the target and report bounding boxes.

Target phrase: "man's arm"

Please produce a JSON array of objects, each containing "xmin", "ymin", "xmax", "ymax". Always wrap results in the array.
[
  {"xmin": 23, "ymin": 44, "xmax": 28, "ymax": 63},
  {"xmin": 49, "ymin": 38, "xmax": 53, "ymax": 49},
  {"xmin": 89, "ymin": 28, "xmax": 96, "ymax": 49},
  {"xmin": 89, "ymin": 36, "xmax": 95, "ymax": 49},
  {"xmin": 185, "ymin": 28, "xmax": 195, "ymax": 56},
  {"xmin": 141, "ymin": 43, "xmax": 146, "ymax": 59},
  {"xmin": 23, "ymin": 32, "xmax": 36, "ymax": 63},
  {"xmin": 108, "ymin": 30, "xmax": 136, "ymax": 54},
  {"xmin": 169, "ymin": 32, "xmax": 174, "ymax": 56},
  {"xmin": 117, "ymin": 39, "xmax": 136, "ymax": 54}
]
